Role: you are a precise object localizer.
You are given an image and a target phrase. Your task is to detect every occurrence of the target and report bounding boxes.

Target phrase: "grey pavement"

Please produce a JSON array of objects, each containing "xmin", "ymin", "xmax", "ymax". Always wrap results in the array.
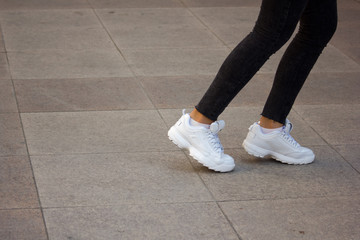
[{"xmin": 0, "ymin": 0, "xmax": 359, "ymax": 239}]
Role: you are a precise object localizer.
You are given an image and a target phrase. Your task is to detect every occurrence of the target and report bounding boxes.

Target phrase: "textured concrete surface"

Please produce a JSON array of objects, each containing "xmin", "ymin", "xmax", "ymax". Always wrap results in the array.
[{"xmin": 0, "ymin": 0, "xmax": 359, "ymax": 239}]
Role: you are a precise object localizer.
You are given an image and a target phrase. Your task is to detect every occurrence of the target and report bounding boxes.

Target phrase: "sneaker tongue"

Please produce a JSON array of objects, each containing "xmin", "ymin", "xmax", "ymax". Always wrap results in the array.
[{"xmin": 210, "ymin": 120, "xmax": 225, "ymax": 133}]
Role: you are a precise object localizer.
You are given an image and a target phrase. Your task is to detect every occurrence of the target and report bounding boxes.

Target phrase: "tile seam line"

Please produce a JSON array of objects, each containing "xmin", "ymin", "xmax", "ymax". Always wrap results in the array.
[
  {"xmin": 159, "ymin": 103, "xmax": 360, "ymax": 111},
  {"xmin": 3, "ymin": 46, "xmax": 231, "ymax": 53},
  {"xmin": 4, "ymin": 192, "xmax": 360, "ymax": 211},
  {"xmin": 179, "ymin": 1, "xmax": 232, "ymax": 49},
  {"xmin": 18, "ymin": 108, "xmax": 159, "ymax": 114},
  {"xmin": 328, "ymin": 43, "xmax": 360, "ymax": 66},
  {"xmin": 10, "ymin": 77, "xmax": 51, "ymax": 240},
  {"xmin": 40, "ymin": 193, "xmax": 360, "ymax": 210},
  {"xmin": 184, "ymin": 151, "xmax": 243, "ymax": 240},
  {"xmin": 3, "ymin": 45, "xmax": 231, "ymax": 51},
  {"xmin": 9, "ymin": 74, "xmax": 215, "ymax": 81},
  {"xmin": 13, "ymin": 145, "xmax": 330, "ymax": 157},
  {"xmin": 215, "ymin": 193, "xmax": 360, "ymax": 203},
  {"xmin": 88, "ymin": 3, "xmax": 137, "ymax": 77},
  {"xmin": 40, "ymin": 200, "xmax": 220, "ymax": 210},
  {"xmin": 9, "ymin": 73, "xmax": 219, "ymax": 81},
  {"xmin": 21, "ymin": 142, "xmax": 351, "ymax": 158},
  {"xmin": 16, "ymin": 103, "xmax": 360, "ymax": 114},
  {"xmin": 2, "ymin": 26, "xmax": 50, "ymax": 240},
  {"xmin": 19, "ymin": 109, "xmax": 167, "ymax": 114},
  {"xmin": 136, "ymin": 76, "xmax": 175, "ymax": 132},
  {"xmin": 26, "ymin": 149, "xmax": 186, "ymax": 157},
  {"xmin": 0, "ymin": 6, "xmax": 259, "ymax": 12},
  {"xmin": 0, "ymin": 207, "xmax": 45, "ymax": 211}
]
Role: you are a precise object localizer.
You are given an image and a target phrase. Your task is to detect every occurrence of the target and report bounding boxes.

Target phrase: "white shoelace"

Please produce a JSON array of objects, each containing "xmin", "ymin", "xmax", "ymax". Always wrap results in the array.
[
  {"xmin": 208, "ymin": 121, "xmax": 225, "ymax": 153},
  {"xmin": 281, "ymin": 130, "xmax": 300, "ymax": 148},
  {"xmin": 207, "ymin": 131, "xmax": 223, "ymax": 153}
]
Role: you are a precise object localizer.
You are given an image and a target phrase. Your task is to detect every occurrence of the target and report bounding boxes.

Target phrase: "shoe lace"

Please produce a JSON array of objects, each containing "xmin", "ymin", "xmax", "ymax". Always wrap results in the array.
[
  {"xmin": 207, "ymin": 120, "xmax": 225, "ymax": 153},
  {"xmin": 281, "ymin": 131, "xmax": 300, "ymax": 147},
  {"xmin": 207, "ymin": 131, "xmax": 223, "ymax": 153},
  {"xmin": 280, "ymin": 121, "xmax": 300, "ymax": 148}
]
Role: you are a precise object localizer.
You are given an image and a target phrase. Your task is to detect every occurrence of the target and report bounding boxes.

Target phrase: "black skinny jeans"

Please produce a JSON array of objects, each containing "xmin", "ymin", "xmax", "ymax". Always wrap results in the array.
[{"xmin": 196, "ymin": 0, "xmax": 338, "ymax": 124}]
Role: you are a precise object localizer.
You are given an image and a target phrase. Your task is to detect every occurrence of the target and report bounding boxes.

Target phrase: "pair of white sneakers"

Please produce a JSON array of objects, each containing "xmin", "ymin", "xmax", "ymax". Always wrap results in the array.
[{"xmin": 168, "ymin": 110, "xmax": 314, "ymax": 172}]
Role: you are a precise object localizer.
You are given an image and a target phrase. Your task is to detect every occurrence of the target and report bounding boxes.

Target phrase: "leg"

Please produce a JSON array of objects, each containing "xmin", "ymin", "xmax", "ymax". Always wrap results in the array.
[
  {"xmin": 195, "ymin": 0, "xmax": 309, "ymax": 122},
  {"xmin": 261, "ymin": 0, "xmax": 338, "ymax": 124},
  {"xmin": 243, "ymin": 0, "xmax": 338, "ymax": 164}
]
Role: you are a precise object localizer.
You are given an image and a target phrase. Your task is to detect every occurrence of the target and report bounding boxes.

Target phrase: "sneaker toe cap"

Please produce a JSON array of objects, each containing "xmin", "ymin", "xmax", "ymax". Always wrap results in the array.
[
  {"xmin": 213, "ymin": 154, "xmax": 235, "ymax": 172},
  {"xmin": 221, "ymin": 153, "xmax": 235, "ymax": 165},
  {"xmin": 286, "ymin": 147, "xmax": 315, "ymax": 164}
]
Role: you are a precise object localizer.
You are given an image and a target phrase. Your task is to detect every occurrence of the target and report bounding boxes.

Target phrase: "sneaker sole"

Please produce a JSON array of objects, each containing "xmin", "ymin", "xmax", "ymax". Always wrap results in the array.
[
  {"xmin": 242, "ymin": 140, "xmax": 314, "ymax": 165},
  {"xmin": 168, "ymin": 126, "xmax": 235, "ymax": 172}
]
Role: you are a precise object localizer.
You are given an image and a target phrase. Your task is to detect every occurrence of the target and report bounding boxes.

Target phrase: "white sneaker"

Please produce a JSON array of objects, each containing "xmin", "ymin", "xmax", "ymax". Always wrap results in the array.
[
  {"xmin": 168, "ymin": 110, "xmax": 235, "ymax": 172},
  {"xmin": 242, "ymin": 120, "xmax": 315, "ymax": 164}
]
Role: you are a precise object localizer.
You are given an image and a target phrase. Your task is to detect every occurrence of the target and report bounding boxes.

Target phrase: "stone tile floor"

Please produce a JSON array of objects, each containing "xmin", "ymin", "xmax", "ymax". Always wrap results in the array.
[{"xmin": 0, "ymin": 0, "xmax": 359, "ymax": 239}]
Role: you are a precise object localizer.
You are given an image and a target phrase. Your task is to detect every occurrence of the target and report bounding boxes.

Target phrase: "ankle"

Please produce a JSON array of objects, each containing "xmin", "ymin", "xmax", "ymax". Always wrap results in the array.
[
  {"xmin": 190, "ymin": 109, "xmax": 214, "ymax": 125},
  {"xmin": 260, "ymin": 126, "xmax": 283, "ymax": 134},
  {"xmin": 189, "ymin": 118, "xmax": 210, "ymax": 129},
  {"xmin": 259, "ymin": 116, "xmax": 283, "ymax": 129}
]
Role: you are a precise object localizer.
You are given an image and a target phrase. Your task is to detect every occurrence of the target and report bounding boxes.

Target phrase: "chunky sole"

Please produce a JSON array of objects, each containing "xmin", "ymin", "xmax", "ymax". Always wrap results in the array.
[
  {"xmin": 168, "ymin": 126, "xmax": 235, "ymax": 172},
  {"xmin": 242, "ymin": 140, "xmax": 314, "ymax": 165}
]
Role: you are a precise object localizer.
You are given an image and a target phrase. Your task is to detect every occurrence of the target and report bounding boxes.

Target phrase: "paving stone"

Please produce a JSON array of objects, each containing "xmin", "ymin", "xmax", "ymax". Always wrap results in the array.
[
  {"xmin": 44, "ymin": 203, "xmax": 239, "ymax": 240},
  {"xmin": 21, "ymin": 110, "xmax": 175, "ymax": 155},
  {"xmin": 294, "ymin": 104, "xmax": 360, "ymax": 145},
  {"xmin": 220, "ymin": 196, "xmax": 360, "ymax": 240},
  {"xmin": 196, "ymin": 145, "xmax": 360, "ymax": 201},
  {"xmin": 89, "ymin": 0, "xmax": 182, "ymax": 8},
  {"xmin": 334, "ymin": 144, "xmax": 360, "ymax": 172},
  {"xmin": 0, "ymin": 53, "xmax": 10, "ymax": 80},
  {"xmin": 0, "ymin": 80, "xmax": 17, "ymax": 113},
  {"xmin": 0, "ymin": 113, "xmax": 27, "ymax": 156},
  {"xmin": 0, "ymin": 209, "xmax": 47, "ymax": 240},
  {"xmin": 0, "ymin": 156, "xmax": 39, "ymax": 209},
  {"xmin": 191, "ymin": 7, "xmax": 259, "ymax": 45},
  {"xmin": 14, "ymin": 77, "xmax": 154, "ymax": 112},
  {"xmin": 8, "ymin": 49, "xmax": 133, "ymax": 79},
  {"xmin": 97, "ymin": 8, "xmax": 223, "ymax": 49},
  {"xmin": 122, "ymin": 48, "xmax": 229, "ymax": 76},
  {"xmin": 0, "ymin": 0, "xmax": 90, "ymax": 10},
  {"xmin": 31, "ymin": 152, "xmax": 212, "ymax": 207},
  {"xmin": 160, "ymin": 107, "xmax": 326, "ymax": 149}
]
